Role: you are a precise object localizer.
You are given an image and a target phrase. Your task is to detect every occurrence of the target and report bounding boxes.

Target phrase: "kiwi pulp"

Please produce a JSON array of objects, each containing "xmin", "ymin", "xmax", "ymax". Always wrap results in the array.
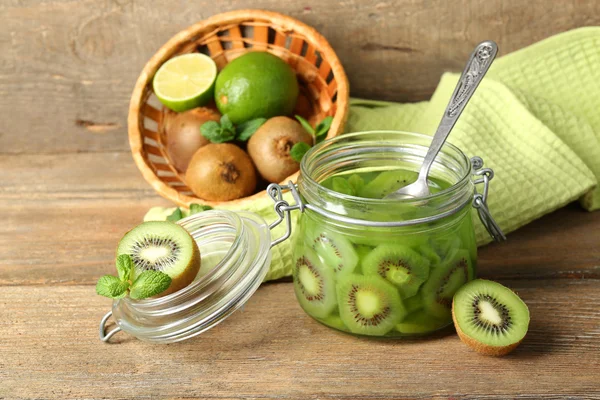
[
  {"xmin": 362, "ymin": 245, "xmax": 430, "ymax": 298},
  {"xmin": 293, "ymin": 248, "xmax": 337, "ymax": 319},
  {"xmin": 337, "ymin": 274, "xmax": 406, "ymax": 336},
  {"xmin": 422, "ymin": 249, "xmax": 473, "ymax": 319},
  {"xmin": 117, "ymin": 221, "xmax": 201, "ymax": 297},
  {"xmin": 452, "ymin": 279, "xmax": 530, "ymax": 356},
  {"xmin": 307, "ymin": 228, "xmax": 359, "ymax": 276}
]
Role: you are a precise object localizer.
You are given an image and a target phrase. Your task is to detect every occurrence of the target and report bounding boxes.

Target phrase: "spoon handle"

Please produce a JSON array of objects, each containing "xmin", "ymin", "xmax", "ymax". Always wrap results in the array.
[{"xmin": 418, "ymin": 40, "xmax": 498, "ymax": 180}]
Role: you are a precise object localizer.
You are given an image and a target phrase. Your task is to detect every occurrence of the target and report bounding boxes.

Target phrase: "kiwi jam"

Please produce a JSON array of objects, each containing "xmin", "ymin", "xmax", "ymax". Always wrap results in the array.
[{"xmin": 291, "ymin": 168, "xmax": 477, "ymax": 337}]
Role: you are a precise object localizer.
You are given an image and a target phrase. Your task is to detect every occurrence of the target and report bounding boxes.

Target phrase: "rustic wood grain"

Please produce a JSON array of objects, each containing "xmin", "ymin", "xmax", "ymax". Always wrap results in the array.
[
  {"xmin": 1, "ymin": 152, "xmax": 599, "ymax": 286},
  {"xmin": 1, "ymin": 281, "xmax": 600, "ymax": 399},
  {"xmin": 2, "ymin": 0, "xmax": 600, "ymax": 153}
]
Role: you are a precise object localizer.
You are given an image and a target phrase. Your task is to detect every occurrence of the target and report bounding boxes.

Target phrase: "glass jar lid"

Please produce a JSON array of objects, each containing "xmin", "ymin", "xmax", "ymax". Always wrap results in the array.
[{"xmin": 100, "ymin": 209, "xmax": 272, "ymax": 343}]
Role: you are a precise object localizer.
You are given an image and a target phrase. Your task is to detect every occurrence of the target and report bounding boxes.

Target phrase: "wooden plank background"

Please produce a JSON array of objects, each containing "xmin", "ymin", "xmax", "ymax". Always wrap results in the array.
[
  {"xmin": 2, "ymin": 0, "xmax": 600, "ymax": 154},
  {"xmin": 1, "ymin": 0, "xmax": 600, "ymax": 399}
]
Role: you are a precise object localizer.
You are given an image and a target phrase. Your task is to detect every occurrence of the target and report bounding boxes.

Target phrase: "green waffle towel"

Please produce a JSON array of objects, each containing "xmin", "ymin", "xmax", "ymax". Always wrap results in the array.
[{"xmin": 146, "ymin": 28, "xmax": 599, "ymax": 282}]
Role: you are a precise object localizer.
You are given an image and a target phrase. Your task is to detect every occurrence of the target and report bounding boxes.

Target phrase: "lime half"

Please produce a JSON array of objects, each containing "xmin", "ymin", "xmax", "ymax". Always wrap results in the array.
[{"xmin": 153, "ymin": 53, "xmax": 217, "ymax": 112}]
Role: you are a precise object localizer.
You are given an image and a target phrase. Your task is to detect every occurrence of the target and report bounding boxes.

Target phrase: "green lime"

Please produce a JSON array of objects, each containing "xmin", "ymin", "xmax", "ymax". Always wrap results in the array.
[
  {"xmin": 214, "ymin": 52, "xmax": 299, "ymax": 124},
  {"xmin": 153, "ymin": 53, "xmax": 217, "ymax": 112}
]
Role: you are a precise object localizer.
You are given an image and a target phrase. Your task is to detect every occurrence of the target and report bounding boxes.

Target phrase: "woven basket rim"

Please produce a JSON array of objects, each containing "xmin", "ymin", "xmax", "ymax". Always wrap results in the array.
[{"xmin": 128, "ymin": 9, "xmax": 349, "ymax": 207}]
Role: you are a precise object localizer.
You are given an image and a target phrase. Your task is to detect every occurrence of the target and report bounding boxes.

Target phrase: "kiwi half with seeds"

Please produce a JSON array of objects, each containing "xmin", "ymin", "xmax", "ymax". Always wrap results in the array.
[
  {"xmin": 117, "ymin": 221, "xmax": 201, "ymax": 297},
  {"xmin": 362, "ymin": 244, "xmax": 430, "ymax": 299},
  {"xmin": 422, "ymin": 249, "xmax": 473, "ymax": 319},
  {"xmin": 452, "ymin": 279, "xmax": 530, "ymax": 356},
  {"xmin": 293, "ymin": 248, "xmax": 337, "ymax": 319},
  {"xmin": 337, "ymin": 274, "xmax": 406, "ymax": 336}
]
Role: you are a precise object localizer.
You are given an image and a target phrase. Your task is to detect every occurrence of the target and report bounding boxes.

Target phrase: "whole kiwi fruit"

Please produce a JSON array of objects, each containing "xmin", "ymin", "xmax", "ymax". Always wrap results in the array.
[
  {"xmin": 163, "ymin": 107, "xmax": 221, "ymax": 172},
  {"xmin": 185, "ymin": 143, "xmax": 257, "ymax": 201},
  {"xmin": 247, "ymin": 116, "xmax": 313, "ymax": 183}
]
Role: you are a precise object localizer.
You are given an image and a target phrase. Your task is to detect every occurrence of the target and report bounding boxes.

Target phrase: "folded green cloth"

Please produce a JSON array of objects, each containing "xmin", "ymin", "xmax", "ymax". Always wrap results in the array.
[{"xmin": 146, "ymin": 28, "xmax": 599, "ymax": 282}]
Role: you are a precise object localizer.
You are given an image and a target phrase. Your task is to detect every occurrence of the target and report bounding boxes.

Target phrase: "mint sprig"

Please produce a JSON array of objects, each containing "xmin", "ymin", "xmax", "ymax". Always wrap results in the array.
[
  {"xmin": 290, "ymin": 142, "xmax": 311, "ymax": 162},
  {"xmin": 289, "ymin": 115, "xmax": 334, "ymax": 163},
  {"xmin": 129, "ymin": 270, "xmax": 172, "ymax": 300},
  {"xmin": 201, "ymin": 115, "xmax": 236, "ymax": 143},
  {"xmin": 295, "ymin": 115, "xmax": 333, "ymax": 144},
  {"xmin": 166, "ymin": 203, "xmax": 213, "ymax": 222},
  {"xmin": 96, "ymin": 254, "xmax": 172, "ymax": 300},
  {"xmin": 236, "ymin": 118, "xmax": 266, "ymax": 141},
  {"xmin": 201, "ymin": 114, "xmax": 266, "ymax": 143}
]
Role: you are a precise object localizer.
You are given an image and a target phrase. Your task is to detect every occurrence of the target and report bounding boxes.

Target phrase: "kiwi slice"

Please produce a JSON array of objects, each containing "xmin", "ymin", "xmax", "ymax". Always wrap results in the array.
[
  {"xmin": 354, "ymin": 244, "xmax": 374, "ymax": 274},
  {"xmin": 293, "ymin": 248, "xmax": 337, "ymax": 319},
  {"xmin": 358, "ymin": 170, "xmax": 418, "ymax": 199},
  {"xmin": 362, "ymin": 245, "xmax": 430, "ymax": 299},
  {"xmin": 395, "ymin": 312, "xmax": 450, "ymax": 335},
  {"xmin": 418, "ymin": 244, "xmax": 443, "ymax": 267},
  {"xmin": 317, "ymin": 314, "xmax": 348, "ymax": 332},
  {"xmin": 117, "ymin": 221, "xmax": 201, "ymax": 297},
  {"xmin": 337, "ymin": 274, "xmax": 406, "ymax": 336},
  {"xmin": 452, "ymin": 279, "xmax": 530, "ymax": 356},
  {"xmin": 422, "ymin": 249, "xmax": 473, "ymax": 319},
  {"xmin": 404, "ymin": 294, "xmax": 424, "ymax": 314},
  {"xmin": 307, "ymin": 229, "xmax": 358, "ymax": 276}
]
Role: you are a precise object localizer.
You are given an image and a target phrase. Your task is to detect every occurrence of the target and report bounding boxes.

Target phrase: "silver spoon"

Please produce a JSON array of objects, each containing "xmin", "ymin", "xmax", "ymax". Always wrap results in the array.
[{"xmin": 386, "ymin": 40, "xmax": 498, "ymax": 200}]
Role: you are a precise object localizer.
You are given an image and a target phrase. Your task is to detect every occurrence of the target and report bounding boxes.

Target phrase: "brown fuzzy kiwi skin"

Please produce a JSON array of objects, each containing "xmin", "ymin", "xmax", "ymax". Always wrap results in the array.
[
  {"xmin": 117, "ymin": 227, "xmax": 201, "ymax": 298},
  {"xmin": 163, "ymin": 107, "xmax": 221, "ymax": 172},
  {"xmin": 247, "ymin": 116, "xmax": 313, "ymax": 183},
  {"xmin": 452, "ymin": 301, "xmax": 523, "ymax": 356},
  {"xmin": 185, "ymin": 143, "xmax": 257, "ymax": 201}
]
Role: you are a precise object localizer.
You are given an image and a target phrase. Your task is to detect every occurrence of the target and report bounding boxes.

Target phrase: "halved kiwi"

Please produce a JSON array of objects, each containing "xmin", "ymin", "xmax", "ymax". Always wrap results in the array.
[
  {"xmin": 117, "ymin": 221, "xmax": 201, "ymax": 297},
  {"xmin": 452, "ymin": 279, "xmax": 530, "ymax": 356},
  {"xmin": 337, "ymin": 274, "xmax": 406, "ymax": 336},
  {"xmin": 395, "ymin": 312, "xmax": 450, "ymax": 335},
  {"xmin": 307, "ymin": 228, "xmax": 358, "ymax": 276},
  {"xmin": 293, "ymin": 248, "xmax": 337, "ymax": 319},
  {"xmin": 422, "ymin": 249, "xmax": 473, "ymax": 319},
  {"xmin": 362, "ymin": 244, "xmax": 430, "ymax": 298}
]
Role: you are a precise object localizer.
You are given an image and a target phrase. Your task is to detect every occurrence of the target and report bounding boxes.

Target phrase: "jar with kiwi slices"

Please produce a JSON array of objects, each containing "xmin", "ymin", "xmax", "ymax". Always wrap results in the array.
[
  {"xmin": 288, "ymin": 131, "xmax": 505, "ymax": 337},
  {"xmin": 99, "ymin": 131, "xmax": 503, "ymax": 343}
]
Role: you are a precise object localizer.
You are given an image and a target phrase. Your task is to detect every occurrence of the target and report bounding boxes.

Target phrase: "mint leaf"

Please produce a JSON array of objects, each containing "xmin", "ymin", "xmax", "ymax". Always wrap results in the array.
[
  {"xmin": 315, "ymin": 116, "xmax": 333, "ymax": 137},
  {"xmin": 200, "ymin": 121, "xmax": 222, "ymax": 142},
  {"xmin": 347, "ymin": 174, "xmax": 365, "ymax": 194},
  {"xmin": 96, "ymin": 275, "xmax": 130, "ymax": 299},
  {"xmin": 190, "ymin": 203, "xmax": 213, "ymax": 215},
  {"xmin": 115, "ymin": 254, "xmax": 133, "ymax": 281},
  {"xmin": 315, "ymin": 116, "xmax": 333, "ymax": 143},
  {"xmin": 295, "ymin": 115, "xmax": 315, "ymax": 135},
  {"xmin": 129, "ymin": 271, "xmax": 172, "ymax": 300},
  {"xmin": 332, "ymin": 177, "xmax": 354, "ymax": 196},
  {"xmin": 290, "ymin": 142, "xmax": 311, "ymax": 162},
  {"xmin": 220, "ymin": 114, "xmax": 235, "ymax": 133},
  {"xmin": 236, "ymin": 118, "xmax": 266, "ymax": 141},
  {"xmin": 166, "ymin": 207, "xmax": 183, "ymax": 222}
]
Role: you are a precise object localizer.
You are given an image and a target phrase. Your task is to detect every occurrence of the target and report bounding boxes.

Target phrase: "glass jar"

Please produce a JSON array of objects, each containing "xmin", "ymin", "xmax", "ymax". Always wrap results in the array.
[
  {"xmin": 99, "ymin": 131, "xmax": 503, "ymax": 343},
  {"xmin": 291, "ymin": 131, "xmax": 491, "ymax": 337}
]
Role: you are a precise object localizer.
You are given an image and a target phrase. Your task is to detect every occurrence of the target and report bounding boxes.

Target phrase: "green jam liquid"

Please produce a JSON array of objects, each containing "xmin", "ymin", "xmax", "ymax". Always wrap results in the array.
[{"xmin": 292, "ymin": 169, "xmax": 476, "ymax": 337}]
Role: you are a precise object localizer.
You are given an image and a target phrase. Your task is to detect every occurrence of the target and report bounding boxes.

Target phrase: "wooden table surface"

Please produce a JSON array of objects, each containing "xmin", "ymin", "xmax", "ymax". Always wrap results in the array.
[{"xmin": 2, "ymin": 1, "xmax": 600, "ymax": 399}]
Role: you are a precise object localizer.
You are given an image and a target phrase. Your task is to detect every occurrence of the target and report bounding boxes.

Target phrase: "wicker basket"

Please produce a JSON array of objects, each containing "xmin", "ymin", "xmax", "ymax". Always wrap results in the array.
[{"xmin": 128, "ymin": 9, "xmax": 349, "ymax": 207}]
